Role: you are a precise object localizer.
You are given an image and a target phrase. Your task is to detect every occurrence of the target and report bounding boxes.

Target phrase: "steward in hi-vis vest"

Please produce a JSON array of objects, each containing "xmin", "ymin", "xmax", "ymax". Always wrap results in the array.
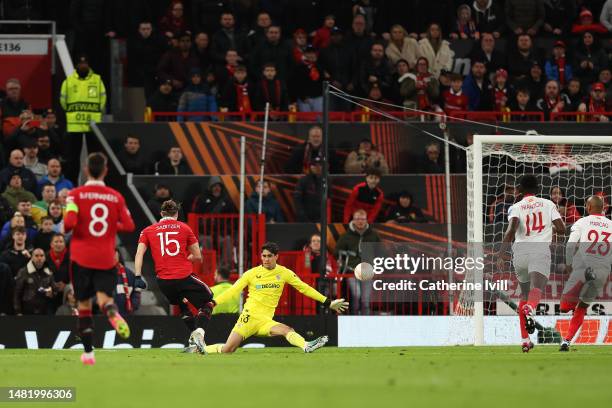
[{"xmin": 59, "ymin": 54, "xmax": 107, "ymax": 184}]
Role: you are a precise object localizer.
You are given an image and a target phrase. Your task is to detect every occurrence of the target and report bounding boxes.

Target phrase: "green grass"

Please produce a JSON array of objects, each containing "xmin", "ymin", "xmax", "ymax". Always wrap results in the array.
[{"xmin": 1, "ymin": 346, "xmax": 611, "ymax": 408}]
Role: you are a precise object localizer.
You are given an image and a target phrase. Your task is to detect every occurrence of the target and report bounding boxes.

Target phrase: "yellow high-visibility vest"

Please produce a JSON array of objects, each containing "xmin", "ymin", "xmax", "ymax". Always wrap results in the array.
[{"xmin": 60, "ymin": 70, "xmax": 106, "ymax": 133}]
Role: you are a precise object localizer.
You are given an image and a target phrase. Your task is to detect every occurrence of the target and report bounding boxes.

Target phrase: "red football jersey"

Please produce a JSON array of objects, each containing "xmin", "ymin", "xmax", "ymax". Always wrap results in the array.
[
  {"xmin": 442, "ymin": 90, "xmax": 469, "ymax": 114},
  {"xmin": 65, "ymin": 181, "xmax": 135, "ymax": 269},
  {"xmin": 138, "ymin": 218, "xmax": 198, "ymax": 279}
]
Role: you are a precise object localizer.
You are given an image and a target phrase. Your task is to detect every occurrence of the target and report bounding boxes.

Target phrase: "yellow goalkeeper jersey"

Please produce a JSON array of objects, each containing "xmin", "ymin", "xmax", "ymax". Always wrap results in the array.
[{"xmin": 213, "ymin": 264, "xmax": 327, "ymax": 318}]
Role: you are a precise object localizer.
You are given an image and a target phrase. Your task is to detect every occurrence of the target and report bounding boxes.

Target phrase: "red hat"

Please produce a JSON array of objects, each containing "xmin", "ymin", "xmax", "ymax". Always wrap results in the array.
[
  {"xmin": 580, "ymin": 9, "xmax": 593, "ymax": 18},
  {"xmin": 554, "ymin": 40, "xmax": 565, "ymax": 49},
  {"xmin": 592, "ymin": 82, "xmax": 606, "ymax": 91},
  {"xmin": 495, "ymin": 68, "xmax": 508, "ymax": 79}
]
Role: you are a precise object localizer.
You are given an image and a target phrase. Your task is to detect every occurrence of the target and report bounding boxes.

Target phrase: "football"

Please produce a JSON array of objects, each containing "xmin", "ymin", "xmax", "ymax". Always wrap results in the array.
[{"xmin": 354, "ymin": 262, "xmax": 374, "ymax": 281}]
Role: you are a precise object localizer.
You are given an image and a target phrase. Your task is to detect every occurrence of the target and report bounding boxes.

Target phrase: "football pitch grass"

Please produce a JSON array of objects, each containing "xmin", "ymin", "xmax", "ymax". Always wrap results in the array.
[{"xmin": 1, "ymin": 346, "xmax": 611, "ymax": 408}]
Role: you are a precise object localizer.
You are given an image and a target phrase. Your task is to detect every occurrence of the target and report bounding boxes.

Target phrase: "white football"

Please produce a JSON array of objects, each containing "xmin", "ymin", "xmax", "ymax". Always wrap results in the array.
[{"xmin": 354, "ymin": 262, "xmax": 374, "ymax": 281}]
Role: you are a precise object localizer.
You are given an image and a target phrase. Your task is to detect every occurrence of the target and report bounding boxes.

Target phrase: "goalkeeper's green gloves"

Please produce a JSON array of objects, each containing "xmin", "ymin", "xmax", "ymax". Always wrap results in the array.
[{"xmin": 324, "ymin": 298, "xmax": 349, "ymax": 313}]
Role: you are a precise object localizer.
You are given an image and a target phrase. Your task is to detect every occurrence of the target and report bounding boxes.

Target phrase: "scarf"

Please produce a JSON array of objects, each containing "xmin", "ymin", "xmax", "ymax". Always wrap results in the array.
[
  {"xmin": 49, "ymin": 248, "xmax": 67, "ymax": 270},
  {"xmin": 261, "ymin": 79, "xmax": 282, "ymax": 108},
  {"xmin": 234, "ymin": 82, "xmax": 252, "ymax": 112},
  {"xmin": 416, "ymin": 73, "xmax": 432, "ymax": 109},
  {"xmin": 556, "ymin": 57, "xmax": 566, "ymax": 86},
  {"xmin": 305, "ymin": 62, "xmax": 320, "ymax": 82}
]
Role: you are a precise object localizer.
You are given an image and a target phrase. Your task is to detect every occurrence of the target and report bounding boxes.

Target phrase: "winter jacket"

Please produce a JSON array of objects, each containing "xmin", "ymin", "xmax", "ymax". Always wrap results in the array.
[
  {"xmin": 0, "ymin": 219, "xmax": 38, "ymax": 244},
  {"xmin": 253, "ymin": 79, "xmax": 289, "ymax": 111},
  {"xmin": 544, "ymin": 59, "xmax": 573, "ymax": 85},
  {"xmin": 461, "ymin": 74, "xmax": 493, "ymax": 111},
  {"xmin": 36, "ymin": 175, "xmax": 74, "ymax": 196},
  {"xmin": 385, "ymin": 38, "xmax": 419, "ymax": 68},
  {"xmin": 356, "ymin": 57, "xmax": 394, "ymax": 96},
  {"xmin": 245, "ymin": 191, "xmax": 284, "ymax": 222},
  {"xmin": 157, "ymin": 50, "xmax": 200, "ymax": 90},
  {"xmin": 290, "ymin": 62, "xmax": 324, "ymax": 101},
  {"xmin": 1, "ymin": 186, "xmax": 37, "ymax": 209},
  {"xmin": 573, "ymin": 44, "xmax": 609, "ymax": 85},
  {"xmin": 343, "ymin": 182, "xmax": 385, "ymax": 224},
  {"xmin": 602, "ymin": 0, "xmax": 612, "ymax": 32},
  {"xmin": 505, "ymin": 0, "xmax": 545, "ymax": 32},
  {"xmin": 385, "ymin": 204, "xmax": 427, "ymax": 223},
  {"xmin": 319, "ymin": 43, "xmax": 352, "ymax": 88},
  {"xmin": 127, "ymin": 33, "xmax": 166, "ymax": 88},
  {"xmin": 191, "ymin": 177, "xmax": 237, "ymax": 214},
  {"xmin": 211, "ymin": 28, "xmax": 249, "ymax": 64},
  {"xmin": 117, "ymin": 150, "xmax": 147, "ymax": 174},
  {"xmin": 284, "ymin": 142, "xmax": 340, "ymax": 174},
  {"xmin": 178, "ymin": 85, "xmax": 218, "ymax": 122},
  {"xmin": 471, "ymin": 0, "xmax": 505, "ymax": 34},
  {"xmin": 417, "ymin": 39, "xmax": 455, "ymax": 78},
  {"xmin": 293, "ymin": 173, "xmax": 322, "ymax": 222},
  {"xmin": 249, "ymin": 39, "xmax": 293, "ymax": 81},
  {"xmin": 154, "ymin": 158, "xmax": 191, "ymax": 175},
  {"xmin": 14, "ymin": 260, "xmax": 56, "ymax": 314},
  {"xmin": 148, "ymin": 90, "xmax": 179, "ymax": 121},
  {"xmin": 334, "ymin": 222, "xmax": 381, "ymax": 272},
  {"xmin": 47, "ymin": 248, "xmax": 70, "ymax": 284},
  {"xmin": 0, "ymin": 165, "xmax": 37, "ymax": 194},
  {"xmin": 397, "ymin": 72, "xmax": 440, "ymax": 109}
]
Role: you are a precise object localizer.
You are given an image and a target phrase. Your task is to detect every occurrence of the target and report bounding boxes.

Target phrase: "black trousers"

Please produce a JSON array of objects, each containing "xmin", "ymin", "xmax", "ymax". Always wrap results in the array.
[{"xmin": 64, "ymin": 132, "xmax": 102, "ymax": 184}]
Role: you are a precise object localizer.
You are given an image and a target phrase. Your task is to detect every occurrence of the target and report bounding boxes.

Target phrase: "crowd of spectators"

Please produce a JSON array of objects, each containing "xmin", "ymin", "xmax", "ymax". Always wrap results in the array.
[
  {"xmin": 109, "ymin": 0, "xmax": 612, "ymax": 120},
  {"xmin": 0, "ymin": 79, "xmax": 138, "ymax": 316}
]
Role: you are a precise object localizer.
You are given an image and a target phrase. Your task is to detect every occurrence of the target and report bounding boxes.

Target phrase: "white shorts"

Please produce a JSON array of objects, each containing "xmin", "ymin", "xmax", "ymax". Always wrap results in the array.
[
  {"xmin": 562, "ymin": 259, "xmax": 610, "ymax": 304},
  {"xmin": 512, "ymin": 251, "xmax": 551, "ymax": 283}
]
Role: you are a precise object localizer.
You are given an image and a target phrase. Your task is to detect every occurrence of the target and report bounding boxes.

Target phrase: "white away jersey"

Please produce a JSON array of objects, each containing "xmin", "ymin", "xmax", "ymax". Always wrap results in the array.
[
  {"xmin": 508, "ymin": 195, "xmax": 561, "ymax": 243},
  {"xmin": 568, "ymin": 214, "xmax": 612, "ymax": 267}
]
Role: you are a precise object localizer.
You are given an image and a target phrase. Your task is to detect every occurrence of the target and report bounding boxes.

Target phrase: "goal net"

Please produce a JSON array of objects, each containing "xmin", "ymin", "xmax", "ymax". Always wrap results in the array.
[{"xmin": 462, "ymin": 134, "xmax": 612, "ymax": 345}]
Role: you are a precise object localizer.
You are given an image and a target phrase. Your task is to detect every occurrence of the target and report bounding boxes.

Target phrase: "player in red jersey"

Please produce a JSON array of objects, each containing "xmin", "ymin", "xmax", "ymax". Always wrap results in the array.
[
  {"xmin": 135, "ymin": 200, "xmax": 214, "ymax": 354},
  {"xmin": 64, "ymin": 153, "xmax": 136, "ymax": 365}
]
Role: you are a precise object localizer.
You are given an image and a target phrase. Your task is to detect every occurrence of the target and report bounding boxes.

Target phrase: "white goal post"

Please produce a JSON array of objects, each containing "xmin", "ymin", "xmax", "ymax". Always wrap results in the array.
[{"xmin": 466, "ymin": 134, "xmax": 612, "ymax": 346}]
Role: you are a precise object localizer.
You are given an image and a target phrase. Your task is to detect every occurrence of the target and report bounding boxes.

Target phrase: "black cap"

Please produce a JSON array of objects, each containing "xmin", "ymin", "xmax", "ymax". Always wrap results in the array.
[
  {"xmin": 531, "ymin": 60, "xmax": 541, "ymax": 67},
  {"xmin": 331, "ymin": 26, "xmax": 343, "ymax": 35}
]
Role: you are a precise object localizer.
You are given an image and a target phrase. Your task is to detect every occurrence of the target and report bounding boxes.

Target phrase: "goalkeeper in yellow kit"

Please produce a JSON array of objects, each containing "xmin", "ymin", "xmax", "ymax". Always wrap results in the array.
[{"xmin": 203, "ymin": 242, "xmax": 349, "ymax": 354}]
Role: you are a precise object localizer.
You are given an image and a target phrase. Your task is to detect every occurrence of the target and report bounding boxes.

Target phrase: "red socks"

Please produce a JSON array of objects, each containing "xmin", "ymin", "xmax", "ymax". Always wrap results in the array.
[
  {"xmin": 518, "ymin": 300, "xmax": 529, "ymax": 339},
  {"xmin": 527, "ymin": 288, "xmax": 542, "ymax": 310},
  {"xmin": 566, "ymin": 306, "xmax": 587, "ymax": 342}
]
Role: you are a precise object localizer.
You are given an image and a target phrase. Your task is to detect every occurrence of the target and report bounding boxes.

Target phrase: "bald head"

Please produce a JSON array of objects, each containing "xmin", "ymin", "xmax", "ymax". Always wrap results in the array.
[{"xmin": 586, "ymin": 195, "xmax": 604, "ymax": 214}]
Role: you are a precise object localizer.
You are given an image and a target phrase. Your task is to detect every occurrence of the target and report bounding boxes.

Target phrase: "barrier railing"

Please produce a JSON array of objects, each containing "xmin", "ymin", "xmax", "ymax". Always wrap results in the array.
[
  {"xmin": 149, "ymin": 110, "xmax": 553, "ymax": 123},
  {"xmin": 551, "ymin": 111, "xmax": 612, "ymax": 122},
  {"xmin": 187, "ymin": 213, "xmax": 265, "ymax": 274}
]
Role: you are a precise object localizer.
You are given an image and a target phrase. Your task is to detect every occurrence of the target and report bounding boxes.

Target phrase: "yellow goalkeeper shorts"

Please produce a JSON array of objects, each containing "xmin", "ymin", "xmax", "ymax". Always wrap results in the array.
[{"xmin": 231, "ymin": 309, "xmax": 280, "ymax": 339}]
